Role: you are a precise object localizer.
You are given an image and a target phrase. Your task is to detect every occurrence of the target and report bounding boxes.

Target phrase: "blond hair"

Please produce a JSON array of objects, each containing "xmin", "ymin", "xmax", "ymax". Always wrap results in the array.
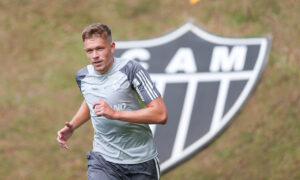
[{"xmin": 81, "ymin": 23, "xmax": 112, "ymax": 42}]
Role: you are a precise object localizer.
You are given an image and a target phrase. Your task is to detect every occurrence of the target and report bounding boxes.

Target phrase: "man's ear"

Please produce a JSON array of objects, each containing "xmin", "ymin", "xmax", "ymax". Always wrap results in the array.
[{"xmin": 111, "ymin": 42, "xmax": 116, "ymax": 53}]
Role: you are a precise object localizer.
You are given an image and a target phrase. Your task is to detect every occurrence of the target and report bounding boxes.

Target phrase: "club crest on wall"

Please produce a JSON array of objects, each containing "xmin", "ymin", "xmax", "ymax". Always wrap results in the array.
[{"xmin": 114, "ymin": 22, "xmax": 271, "ymax": 173}]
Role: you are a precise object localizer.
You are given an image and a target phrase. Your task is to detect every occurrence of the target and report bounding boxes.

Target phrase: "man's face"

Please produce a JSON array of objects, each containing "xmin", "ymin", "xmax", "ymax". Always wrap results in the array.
[{"xmin": 83, "ymin": 35, "xmax": 115, "ymax": 74}]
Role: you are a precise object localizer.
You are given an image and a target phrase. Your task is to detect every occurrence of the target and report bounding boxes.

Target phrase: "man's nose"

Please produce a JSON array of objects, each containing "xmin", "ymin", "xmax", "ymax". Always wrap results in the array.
[{"xmin": 92, "ymin": 50, "xmax": 99, "ymax": 58}]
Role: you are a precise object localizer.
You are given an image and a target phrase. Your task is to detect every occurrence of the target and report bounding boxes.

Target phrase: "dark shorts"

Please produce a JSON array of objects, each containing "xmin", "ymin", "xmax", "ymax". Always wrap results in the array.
[{"xmin": 86, "ymin": 151, "xmax": 160, "ymax": 180}]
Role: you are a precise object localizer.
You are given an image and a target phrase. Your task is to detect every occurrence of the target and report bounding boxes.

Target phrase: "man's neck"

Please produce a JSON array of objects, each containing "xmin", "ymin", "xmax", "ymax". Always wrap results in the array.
[{"xmin": 97, "ymin": 57, "xmax": 114, "ymax": 74}]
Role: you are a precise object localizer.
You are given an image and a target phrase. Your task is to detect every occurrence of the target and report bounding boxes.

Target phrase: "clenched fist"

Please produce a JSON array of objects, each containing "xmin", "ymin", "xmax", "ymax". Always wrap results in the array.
[{"xmin": 93, "ymin": 98, "xmax": 116, "ymax": 119}]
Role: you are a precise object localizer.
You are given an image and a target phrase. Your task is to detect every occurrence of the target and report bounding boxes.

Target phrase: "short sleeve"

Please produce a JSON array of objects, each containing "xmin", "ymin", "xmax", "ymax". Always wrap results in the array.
[
  {"xmin": 120, "ymin": 60, "xmax": 161, "ymax": 104},
  {"xmin": 75, "ymin": 67, "xmax": 88, "ymax": 92}
]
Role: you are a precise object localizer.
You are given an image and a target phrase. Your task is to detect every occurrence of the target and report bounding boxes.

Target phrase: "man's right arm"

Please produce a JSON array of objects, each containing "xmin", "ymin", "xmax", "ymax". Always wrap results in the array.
[
  {"xmin": 57, "ymin": 100, "xmax": 90, "ymax": 150},
  {"xmin": 70, "ymin": 100, "xmax": 91, "ymax": 129}
]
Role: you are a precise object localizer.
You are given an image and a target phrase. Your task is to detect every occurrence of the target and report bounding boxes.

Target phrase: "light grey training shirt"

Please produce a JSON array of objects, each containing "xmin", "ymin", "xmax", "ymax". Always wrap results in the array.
[{"xmin": 76, "ymin": 57, "xmax": 161, "ymax": 164}]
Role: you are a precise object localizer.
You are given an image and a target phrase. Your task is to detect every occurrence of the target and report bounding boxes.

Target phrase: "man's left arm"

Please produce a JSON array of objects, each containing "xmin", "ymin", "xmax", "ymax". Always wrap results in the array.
[{"xmin": 93, "ymin": 97, "xmax": 167, "ymax": 124}]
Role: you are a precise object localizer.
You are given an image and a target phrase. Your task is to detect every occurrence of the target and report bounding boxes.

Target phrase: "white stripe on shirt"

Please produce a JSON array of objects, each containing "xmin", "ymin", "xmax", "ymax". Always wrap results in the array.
[
  {"xmin": 137, "ymin": 71, "xmax": 156, "ymax": 100},
  {"xmin": 138, "ymin": 70, "xmax": 158, "ymax": 99}
]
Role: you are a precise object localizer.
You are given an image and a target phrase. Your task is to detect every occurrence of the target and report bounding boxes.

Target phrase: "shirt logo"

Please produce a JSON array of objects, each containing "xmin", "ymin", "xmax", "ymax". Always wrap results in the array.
[
  {"xmin": 111, "ymin": 74, "xmax": 130, "ymax": 91},
  {"xmin": 115, "ymin": 22, "xmax": 271, "ymax": 174},
  {"xmin": 112, "ymin": 80, "xmax": 121, "ymax": 91},
  {"xmin": 113, "ymin": 103, "xmax": 127, "ymax": 111}
]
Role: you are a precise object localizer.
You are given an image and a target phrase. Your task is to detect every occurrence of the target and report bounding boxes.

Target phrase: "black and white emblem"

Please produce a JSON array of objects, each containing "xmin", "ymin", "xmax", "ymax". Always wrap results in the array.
[{"xmin": 114, "ymin": 22, "xmax": 271, "ymax": 173}]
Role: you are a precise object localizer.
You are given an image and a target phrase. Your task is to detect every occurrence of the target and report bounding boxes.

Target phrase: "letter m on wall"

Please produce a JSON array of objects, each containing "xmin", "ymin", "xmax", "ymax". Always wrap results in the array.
[{"xmin": 210, "ymin": 46, "xmax": 247, "ymax": 72}]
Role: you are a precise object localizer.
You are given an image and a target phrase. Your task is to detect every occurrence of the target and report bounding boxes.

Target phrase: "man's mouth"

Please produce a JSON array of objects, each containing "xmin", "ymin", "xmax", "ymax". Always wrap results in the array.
[{"xmin": 93, "ymin": 61, "xmax": 103, "ymax": 66}]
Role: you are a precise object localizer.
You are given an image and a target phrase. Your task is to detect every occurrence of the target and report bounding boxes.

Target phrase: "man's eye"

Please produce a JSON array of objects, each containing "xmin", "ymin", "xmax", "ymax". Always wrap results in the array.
[
  {"xmin": 97, "ymin": 48, "xmax": 103, "ymax": 51},
  {"xmin": 87, "ymin": 50, "xmax": 92, "ymax": 53}
]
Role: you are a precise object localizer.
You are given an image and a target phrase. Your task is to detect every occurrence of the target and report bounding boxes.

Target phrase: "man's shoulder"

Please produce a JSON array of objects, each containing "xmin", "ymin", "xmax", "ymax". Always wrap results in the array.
[
  {"xmin": 76, "ymin": 65, "xmax": 90, "ymax": 79},
  {"xmin": 115, "ymin": 57, "xmax": 132, "ymax": 67},
  {"xmin": 116, "ymin": 58, "xmax": 143, "ymax": 73}
]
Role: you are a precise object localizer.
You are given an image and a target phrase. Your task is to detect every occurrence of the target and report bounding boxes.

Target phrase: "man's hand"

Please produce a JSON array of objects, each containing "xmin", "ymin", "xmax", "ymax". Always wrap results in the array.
[
  {"xmin": 93, "ymin": 98, "xmax": 116, "ymax": 119},
  {"xmin": 57, "ymin": 122, "xmax": 74, "ymax": 150}
]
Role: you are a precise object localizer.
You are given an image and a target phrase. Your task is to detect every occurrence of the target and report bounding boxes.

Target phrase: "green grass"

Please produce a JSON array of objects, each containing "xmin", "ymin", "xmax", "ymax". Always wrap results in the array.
[{"xmin": 0, "ymin": 0, "xmax": 299, "ymax": 179}]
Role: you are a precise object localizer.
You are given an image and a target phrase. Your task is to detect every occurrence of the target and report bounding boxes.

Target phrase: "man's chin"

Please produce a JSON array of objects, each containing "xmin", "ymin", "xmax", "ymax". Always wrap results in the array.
[
  {"xmin": 93, "ymin": 66, "xmax": 103, "ymax": 72},
  {"xmin": 95, "ymin": 67, "xmax": 109, "ymax": 74}
]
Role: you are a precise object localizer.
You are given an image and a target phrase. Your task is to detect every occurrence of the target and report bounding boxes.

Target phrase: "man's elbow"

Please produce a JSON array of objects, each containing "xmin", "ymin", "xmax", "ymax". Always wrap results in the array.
[{"xmin": 158, "ymin": 111, "xmax": 168, "ymax": 124}]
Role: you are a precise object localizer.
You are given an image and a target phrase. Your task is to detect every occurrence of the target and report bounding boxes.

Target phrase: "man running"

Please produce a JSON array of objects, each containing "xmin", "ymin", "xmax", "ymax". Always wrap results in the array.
[{"xmin": 57, "ymin": 23, "xmax": 168, "ymax": 180}]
